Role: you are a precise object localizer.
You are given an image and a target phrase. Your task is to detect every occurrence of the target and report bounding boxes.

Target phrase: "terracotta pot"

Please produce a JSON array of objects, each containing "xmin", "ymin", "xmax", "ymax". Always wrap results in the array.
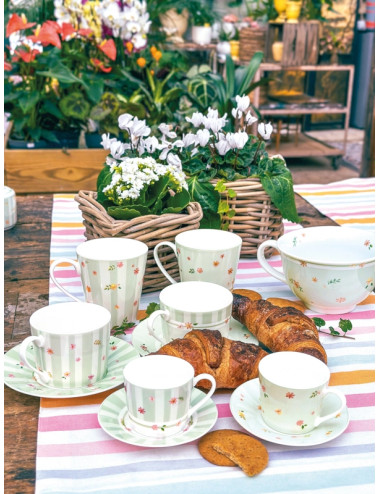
[{"xmin": 159, "ymin": 8, "xmax": 189, "ymax": 44}]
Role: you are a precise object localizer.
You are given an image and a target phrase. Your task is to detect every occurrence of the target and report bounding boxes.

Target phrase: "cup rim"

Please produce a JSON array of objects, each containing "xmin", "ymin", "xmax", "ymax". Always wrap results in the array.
[
  {"xmin": 159, "ymin": 281, "xmax": 233, "ymax": 312},
  {"xmin": 30, "ymin": 302, "xmax": 111, "ymax": 335},
  {"xmin": 76, "ymin": 237, "xmax": 148, "ymax": 261},
  {"xmin": 123, "ymin": 355, "xmax": 194, "ymax": 389},
  {"xmin": 175, "ymin": 229, "xmax": 242, "ymax": 250},
  {"xmin": 277, "ymin": 226, "xmax": 375, "ymax": 266}
]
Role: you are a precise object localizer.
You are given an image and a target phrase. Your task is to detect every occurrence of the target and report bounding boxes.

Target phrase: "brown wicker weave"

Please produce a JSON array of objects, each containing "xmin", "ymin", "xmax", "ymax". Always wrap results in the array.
[
  {"xmin": 238, "ymin": 27, "xmax": 267, "ymax": 63},
  {"xmin": 212, "ymin": 178, "xmax": 284, "ymax": 258},
  {"xmin": 74, "ymin": 190, "xmax": 203, "ymax": 293}
]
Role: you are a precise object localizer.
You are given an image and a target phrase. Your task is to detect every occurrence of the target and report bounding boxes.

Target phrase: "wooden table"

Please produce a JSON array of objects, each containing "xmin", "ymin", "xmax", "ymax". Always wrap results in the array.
[{"xmin": 4, "ymin": 193, "xmax": 338, "ymax": 494}]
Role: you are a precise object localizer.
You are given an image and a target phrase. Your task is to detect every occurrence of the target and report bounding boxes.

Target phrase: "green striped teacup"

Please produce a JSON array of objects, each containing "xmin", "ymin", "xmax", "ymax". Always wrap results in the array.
[
  {"xmin": 18, "ymin": 302, "xmax": 111, "ymax": 389},
  {"xmin": 123, "ymin": 355, "xmax": 216, "ymax": 438}
]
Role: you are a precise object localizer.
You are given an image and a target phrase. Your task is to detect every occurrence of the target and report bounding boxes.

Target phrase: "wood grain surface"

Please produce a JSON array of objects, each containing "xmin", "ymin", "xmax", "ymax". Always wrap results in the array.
[{"xmin": 3, "ymin": 192, "xmax": 337, "ymax": 493}]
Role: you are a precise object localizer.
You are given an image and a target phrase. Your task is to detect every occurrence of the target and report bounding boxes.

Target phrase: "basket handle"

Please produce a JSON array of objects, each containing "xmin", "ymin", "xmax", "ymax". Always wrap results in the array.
[{"xmin": 153, "ymin": 242, "xmax": 178, "ymax": 284}]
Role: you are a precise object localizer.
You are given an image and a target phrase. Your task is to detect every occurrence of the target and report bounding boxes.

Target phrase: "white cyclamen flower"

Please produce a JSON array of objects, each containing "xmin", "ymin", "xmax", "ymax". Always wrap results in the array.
[
  {"xmin": 110, "ymin": 140, "xmax": 125, "ymax": 159},
  {"xmin": 235, "ymin": 94, "xmax": 250, "ymax": 112},
  {"xmin": 196, "ymin": 129, "xmax": 210, "ymax": 147},
  {"xmin": 258, "ymin": 122, "xmax": 273, "ymax": 140},
  {"xmin": 245, "ymin": 110, "xmax": 257, "ymax": 126},
  {"xmin": 226, "ymin": 131, "xmax": 249, "ymax": 150},
  {"xmin": 231, "ymin": 107, "xmax": 242, "ymax": 120},
  {"xmin": 159, "ymin": 138, "xmax": 184, "ymax": 160},
  {"xmin": 207, "ymin": 108, "xmax": 219, "ymax": 119},
  {"xmin": 143, "ymin": 136, "xmax": 160, "ymax": 153},
  {"xmin": 166, "ymin": 153, "xmax": 182, "ymax": 169},
  {"xmin": 215, "ymin": 139, "xmax": 231, "ymax": 156},
  {"xmin": 129, "ymin": 117, "xmax": 151, "ymax": 138},
  {"xmin": 118, "ymin": 113, "xmax": 134, "ymax": 130},
  {"xmin": 158, "ymin": 123, "xmax": 177, "ymax": 139},
  {"xmin": 101, "ymin": 133, "xmax": 117, "ymax": 150},
  {"xmin": 185, "ymin": 111, "xmax": 205, "ymax": 127},
  {"xmin": 182, "ymin": 132, "xmax": 198, "ymax": 147}
]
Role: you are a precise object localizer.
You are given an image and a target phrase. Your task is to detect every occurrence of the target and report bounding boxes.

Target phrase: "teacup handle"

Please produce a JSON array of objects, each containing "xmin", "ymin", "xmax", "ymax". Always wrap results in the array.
[
  {"xmin": 188, "ymin": 374, "xmax": 216, "ymax": 417},
  {"xmin": 49, "ymin": 258, "xmax": 81, "ymax": 302},
  {"xmin": 314, "ymin": 389, "xmax": 346, "ymax": 427},
  {"xmin": 257, "ymin": 240, "xmax": 286, "ymax": 284},
  {"xmin": 19, "ymin": 335, "xmax": 51, "ymax": 385},
  {"xmin": 153, "ymin": 242, "xmax": 177, "ymax": 284},
  {"xmin": 147, "ymin": 309, "xmax": 170, "ymax": 345}
]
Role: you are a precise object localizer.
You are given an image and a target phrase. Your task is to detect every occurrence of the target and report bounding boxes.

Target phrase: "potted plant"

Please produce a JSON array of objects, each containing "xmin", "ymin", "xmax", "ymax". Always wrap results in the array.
[
  {"xmin": 75, "ymin": 113, "xmax": 203, "ymax": 292},
  {"xmin": 188, "ymin": 1, "xmax": 216, "ymax": 45},
  {"xmin": 4, "ymin": 13, "xmax": 116, "ymax": 148}
]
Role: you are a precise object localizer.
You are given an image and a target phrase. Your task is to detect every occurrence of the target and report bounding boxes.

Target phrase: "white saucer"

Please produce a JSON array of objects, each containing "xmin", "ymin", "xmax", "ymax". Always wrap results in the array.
[
  {"xmin": 230, "ymin": 378, "xmax": 350, "ymax": 447},
  {"xmin": 98, "ymin": 388, "xmax": 218, "ymax": 448},
  {"xmin": 132, "ymin": 316, "xmax": 258, "ymax": 355},
  {"xmin": 4, "ymin": 338, "xmax": 139, "ymax": 398}
]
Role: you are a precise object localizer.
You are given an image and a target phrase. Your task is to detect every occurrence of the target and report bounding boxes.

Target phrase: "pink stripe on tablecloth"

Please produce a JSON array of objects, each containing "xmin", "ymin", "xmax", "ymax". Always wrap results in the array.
[
  {"xmin": 52, "ymin": 269, "xmax": 80, "ymax": 278},
  {"xmin": 52, "ymin": 229, "xmax": 85, "ymax": 235},
  {"xmin": 238, "ymin": 260, "xmax": 282, "ymax": 270},
  {"xmin": 216, "ymin": 403, "xmax": 232, "ymax": 418},
  {"xmin": 37, "ymin": 440, "xmax": 146, "ymax": 457},
  {"xmin": 346, "ymin": 393, "xmax": 374, "ymax": 408},
  {"xmin": 236, "ymin": 272, "xmax": 277, "ymax": 279},
  {"xmin": 345, "ymin": 419, "xmax": 375, "ymax": 433},
  {"xmin": 39, "ymin": 414, "xmax": 100, "ymax": 432}
]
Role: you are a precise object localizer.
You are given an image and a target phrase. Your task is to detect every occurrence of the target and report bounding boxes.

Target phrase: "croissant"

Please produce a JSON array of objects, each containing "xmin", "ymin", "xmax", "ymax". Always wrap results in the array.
[
  {"xmin": 232, "ymin": 293, "xmax": 327, "ymax": 364},
  {"xmin": 152, "ymin": 329, "xmax": 268, "ymax": 389}
]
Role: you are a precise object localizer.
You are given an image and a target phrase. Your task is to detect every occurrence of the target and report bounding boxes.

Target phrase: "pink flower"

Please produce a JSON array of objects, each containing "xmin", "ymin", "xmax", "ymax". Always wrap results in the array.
[
  {"xmin": 169, "ymin": 397, "xmax": 178, "ymax": 405},
  {"xmin": 296, "ymin": 420, "xmax": 304, "ymax": 426},
  {"xmin": 8, "ymin": 374, "xmax": 15, "ymax": 378},
  {"xmin": 197, "ymin": 268, "xmax": 203, "ymax": 273},
  {"xmin": 117, "ymin": 262, "xmax": 124, "ymax": 268},
  {"xmin": 76, "ymin": 357, "xmax": 81, "ymax": 362},
  {"xmin": 138, "ymin": 407, "xmax": 145, "ymax": 414},
  {"xmin": 134, "ymin": 267, "xmax": 140, "ymax": 275},
  {"xmin": 88, "ymin": 374, "xmax": 94, "ymax": 380},
  {"xmin": 152, "ymin": 425, "xmax": 159, "ymax": 430},
  {"xmin": 110, "ymin": 345, "xmax": 117, "ymax": 351},
  {"xmin": 70, "ymin": 344, "xmax": 76, "ymax": 350},
  {"xmin": 149, "ymin": 396, "xmax": 155, "ymax": 401},
  {"xmin": 286, "ymin": 392, "xmax": 295, "ymax": 399}
]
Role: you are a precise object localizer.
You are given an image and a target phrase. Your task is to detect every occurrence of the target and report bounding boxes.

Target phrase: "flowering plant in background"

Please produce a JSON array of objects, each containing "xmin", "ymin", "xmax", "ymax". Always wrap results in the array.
[
  {"xmin": 4, "ymin": 13, "xmax": 118, "ymax": 143},
  {"xmin": 54, "ymin": 0, "xmax": 151, "ymax": 52},
  {"xmin": 96, "ymin": 113, "xmax": 190, "ymax": 219}
]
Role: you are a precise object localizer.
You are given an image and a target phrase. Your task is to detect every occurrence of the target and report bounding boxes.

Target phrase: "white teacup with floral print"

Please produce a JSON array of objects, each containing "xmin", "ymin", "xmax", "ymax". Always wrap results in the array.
[
  {"xmin": 154, "ymin": 229, "xmax": 242, "ymax": 290},
  {"xmin": 147, "ymin": 281, "xmax": 233, "ymax": 345},
  {"xmin": 258, "ymin": 352, "xmax": 346, "ymax": 435},
  {"xmin": 18, "ymin": 302, "xmax": 111, "ymax": 389},
  {"xmin": 257, "ymin": 226, "xmax": 375, "ymax": 314},
  {"xmin": 50, "ymin": 238, "xmax": 148, "ymax": 332},
  {"xmin": 123, "ymin": 355, "xmax": 216, "ymax": 438}
]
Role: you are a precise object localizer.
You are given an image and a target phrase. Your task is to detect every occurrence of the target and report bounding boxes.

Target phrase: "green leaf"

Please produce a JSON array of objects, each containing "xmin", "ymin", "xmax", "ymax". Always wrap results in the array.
[
  {"xmin": 140, "ymin": 302, "xmax": 161, "ymax": 321},
  {"xmin": 186, "ymin": 176, "xmax": 220, "ymax": 213},
  {"xmin": 163, "ymin": 188, "xmax": 190, "ymax": 211},
  {"xmin": 82, "ymin": 76, "xmax": 104, "ymax": 104},
  {"xmin": 37, "ymin": 62, "xmax": 83, "ymax": 84},
  {"xmin": 338, "ymin": 319, "xmax": 353, "ymax": 333},
  {"xmin": 227, "ymin": 188, "xmax": 237, "ymax": 198},
  {"xmin": 107, "ymin": 206, "xmax": 143, "ymax": 220},
  {"xmin": 59, "ymin": 92, "xmax": 90, "ymax": 120},
  {"xmin": 19, "ymin": 91, "xmax": 40, "ymax": 114},
  {"xmin": 329, "ymin": 327, "xmax": 340, "ymax": 336},
  {"xmin": 312, "ymin": 317, "xmax": 326, "ymax": 328},
  {"xmin": 257, "ymin": 157, "xmax": 302, "ymax": 223},
  {"xmin": 225, "ymin": 55, "xmax": 235, "ymax": 100},
  {"xmin": 40, "ymin": 129, "xmax": 60, "ymax": 143},
  {"xmin": 199, "ymin": 210, "xmax": 221, "ymax": 229},
  {"xmin": 214, "ymin": 180, "xmax": 227, "ymax": 192},
  {"xmin": 236, "ymin": 51, "xmax": 263, "ymax": 95},
  {"xmin": 42, "ymin": 100, "xmax": 64, "ymax": 120},
  {"xmin": 96, "ymin": 166, "xmax": 113, "ymax": 204},
  {"xmin": 218, "ymin": 200, "xmax": 230, "ymax": 214}
]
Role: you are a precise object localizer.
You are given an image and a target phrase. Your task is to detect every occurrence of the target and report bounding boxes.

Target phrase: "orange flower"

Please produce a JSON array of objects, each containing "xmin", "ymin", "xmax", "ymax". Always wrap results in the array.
[
  {"xmin": 213, "ymin": 261, "xmax": 220, "ymax": 267},
  {"xmin": 86, "ymin": 285, "xmax": 91, "ymax": 293},
  {"xmin": 28, "ymin": 22, "xmax": 61, "ymax": 48},
  {"xmin": 150, "ymin": 46, "xmax": 157, "ymax": 55},
  {"xmin": 98, "ymin": 39, "xmax": 116, "ymax": 61},
  {"xmin": 90, "ymin": 58, "xmax": 112, "ymax": 73},
  {"xmin": 125, "ymin": 41, "xmax": 134, "ymax": 53},
  {"xmin": 137, "ymin": 57, "xmax": 146, "ymax": 68},
  {"xmin": 152, "ymin": 49, "xmax": 162, "ymax": 62},
  {"xmin": 6, "ymin": 13, "xmax": 36, "ymax": 37},
  {"xmin": 4, "ymin": 53, "xmax": 12, "ymax": 71},
  {"xmin": 14, "ymin": 48, "xmax": 40, "ymax": 63}
]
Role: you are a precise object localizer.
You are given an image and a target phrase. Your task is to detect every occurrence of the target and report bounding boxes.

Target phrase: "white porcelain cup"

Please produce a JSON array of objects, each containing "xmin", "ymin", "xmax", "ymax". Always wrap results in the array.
[
  {"xmin": 257, "ymin": 226, "xmax": 375, "ymax": 314},
  {"xmin": 4, "ymin": 185, "xmax": 17, "ymax": 230},
  {"xmin": 154, "ymin": 229, "xmax": 242, "ymax": 290},
  {"xmin": 147, "ymin": 281, "xmax": 233, "ymax": 345},
  {"xmin": 258, "ymin": 352, "xmax": 346, "ymax": 435},
  {"xmin": 50, "ymin": 238, "xmax": 148, "ymax": 330},
  {"xmin": 123, "ymin": 355, "xmax": 216, "ymax": 438},
  {"xmin": 18, "ymin": 302, "xmax": 111, "ymax": 389}
]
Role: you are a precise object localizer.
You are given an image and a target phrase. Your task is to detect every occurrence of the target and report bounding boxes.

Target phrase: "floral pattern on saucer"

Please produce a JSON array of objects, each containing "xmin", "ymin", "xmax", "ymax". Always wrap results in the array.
[
  {"xmin": 4, "ymin": 338, "xmax": 139, "ymax": 398},
  {"xmin": 98, "ymin": 388, "xmax": 218, "ymax": 448},
  {"xmin": 230, "ymin": 379, "xmax": 349, "ymax": 447}
]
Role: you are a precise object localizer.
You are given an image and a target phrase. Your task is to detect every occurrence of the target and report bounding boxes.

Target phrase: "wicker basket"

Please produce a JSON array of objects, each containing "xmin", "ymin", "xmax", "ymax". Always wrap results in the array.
[
  {"xmin": 238, "ymin": 27, "xmax": 268, "ymax": 63},
  {"xmin": 74, "ymin": 190, "xmax": 203, "ymax": 293},
  {"xmin": 212, "ymin": 178, "xmax": 284, "ymax": 258}
]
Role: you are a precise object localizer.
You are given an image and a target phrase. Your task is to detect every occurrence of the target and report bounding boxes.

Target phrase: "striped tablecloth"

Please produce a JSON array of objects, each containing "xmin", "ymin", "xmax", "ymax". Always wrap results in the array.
[{"xmin": 36, "ymin": 178, "xmax": 375, "ymax": 493}]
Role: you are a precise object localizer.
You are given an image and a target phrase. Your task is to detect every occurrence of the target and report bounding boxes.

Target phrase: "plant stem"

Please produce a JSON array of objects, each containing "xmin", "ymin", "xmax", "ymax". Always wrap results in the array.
[{"xmin": 318, "ymin": 329, "xmax": 355, "ymax": 340}]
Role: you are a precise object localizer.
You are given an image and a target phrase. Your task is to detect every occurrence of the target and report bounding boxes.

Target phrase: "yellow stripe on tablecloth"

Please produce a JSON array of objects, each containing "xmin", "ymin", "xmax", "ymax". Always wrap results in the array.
[
  {"xmin": 54, "ymin": 193, "xmax": 76, "ymax": 199},
  {"xmin": 52, "ymin": 222, "xmax": 84, "ymax": 228},
  {"xmin": 336, "ymin": 218, "xmax": 375, "ymax": 225},
  {"xmin": 330, "ymin": 370, "xmax": 375, "ymax": 386},
  {"xmin": 300, "ymin": 189, "xmax": 375, "ymax": 197}
]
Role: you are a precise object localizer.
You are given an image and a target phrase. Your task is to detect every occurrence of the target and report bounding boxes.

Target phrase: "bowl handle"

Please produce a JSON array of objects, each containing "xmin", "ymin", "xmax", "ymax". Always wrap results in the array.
[{"xmin": 257, "ymin": 240, "xmax": 286, "ymax": 284}]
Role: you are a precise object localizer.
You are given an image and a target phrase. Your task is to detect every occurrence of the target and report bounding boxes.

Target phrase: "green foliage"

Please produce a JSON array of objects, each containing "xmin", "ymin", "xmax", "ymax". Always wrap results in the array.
[
  {"xmin": 59, "ymin": 92, "xmax": 91, "ymax": 121},
  {"xmin": 312, "ymin": 317, "xmax": 354, "ymax": 338},
  {"xmin": 188, "ymin": 0, "xmax": 216, "ymax": 26}
]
